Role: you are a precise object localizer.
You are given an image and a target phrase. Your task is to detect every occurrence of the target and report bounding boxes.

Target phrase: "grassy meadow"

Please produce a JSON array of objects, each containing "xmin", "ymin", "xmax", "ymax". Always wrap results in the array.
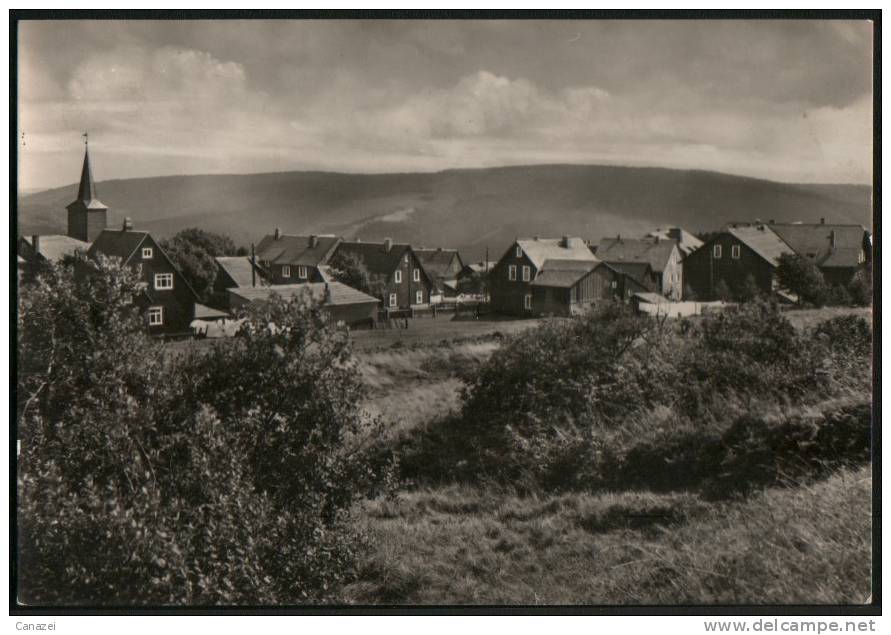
[{"xmin": 346, "ymin": 306, "xmax": 874, "ymax": 605}]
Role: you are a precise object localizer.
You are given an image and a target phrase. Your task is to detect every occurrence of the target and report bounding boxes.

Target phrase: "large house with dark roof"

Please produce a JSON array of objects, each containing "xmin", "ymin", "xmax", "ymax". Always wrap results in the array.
[
  {"xmin": 88, "ymin": 219, "xmax": 199, "ymax": 335},
  {"xmin": 490, "ymin": 236, "xmax": 599, "ymax": 315},
  {"xmin": 595, "ymin": 236, "xmax": 683, "ymax": 299},
  {"xmin": 254, "ymin": 231, "xmax": 341, "ymax": 284},
  {"xmin": 332, "ymin": 239, "xmax": 433, "ymax": 310},
  {"xmin": 683, "ymin": 220, "xmax": 871, "ymax": 300}
]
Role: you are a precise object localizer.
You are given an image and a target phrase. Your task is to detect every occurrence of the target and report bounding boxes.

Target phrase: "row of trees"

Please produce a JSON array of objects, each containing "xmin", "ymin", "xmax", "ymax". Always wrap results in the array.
[{"xmin": 17, "ymin": 259, "xmax": 392, "ymax": 604}]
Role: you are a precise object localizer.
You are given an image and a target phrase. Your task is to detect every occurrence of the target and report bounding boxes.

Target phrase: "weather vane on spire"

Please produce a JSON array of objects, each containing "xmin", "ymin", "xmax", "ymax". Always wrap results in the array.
[{"xmin": 83, "ymin": 132, "xmax": 89, "ymax": 147}]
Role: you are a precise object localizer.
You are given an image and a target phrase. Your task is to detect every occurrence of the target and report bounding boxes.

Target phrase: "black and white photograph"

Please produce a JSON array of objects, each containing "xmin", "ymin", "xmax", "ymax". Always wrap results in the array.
[{"xmin": 12, "ymin": 13, "xmax": 878, "ymax": 611}]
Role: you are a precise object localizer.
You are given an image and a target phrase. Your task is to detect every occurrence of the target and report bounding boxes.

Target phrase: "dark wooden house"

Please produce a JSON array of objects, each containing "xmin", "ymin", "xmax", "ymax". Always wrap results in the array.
[
  {"xmin": 87, "ymin": 220, "xmax": 199, "ymax": 335},
  {"xmin": 682, "ymin": 224, "xmax": 794, "ymax": 300},
  {"xmin": 490, "ymin": 236, "xmax": 597, "ymax": 315},
  {"xmin": 595, "ymin": 236, "xmax": 683, "ymax": 299},
  {"xmin": 254, "ymin": 231, "xmax": 341, "ymax": 284},
  {"xmin": 529, "ymin": 260, "xmax": 623, "ymax": 316},
  {"xmin": 332, "ymin": 239, "xmax": 433, "ymax": 309}
]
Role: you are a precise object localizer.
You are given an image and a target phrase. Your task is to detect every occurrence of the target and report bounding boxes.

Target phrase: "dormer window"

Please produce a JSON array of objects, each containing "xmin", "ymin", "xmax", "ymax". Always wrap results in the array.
[{"xmin": 141, "ymin": 247, "xmax": 153, "ymax": 259}]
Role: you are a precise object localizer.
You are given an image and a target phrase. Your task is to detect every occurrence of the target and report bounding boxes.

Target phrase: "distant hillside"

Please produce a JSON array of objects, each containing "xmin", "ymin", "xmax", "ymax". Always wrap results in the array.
[{"xmin": 18, "ymin": 164, "xmax": 872, "ymax": 261}]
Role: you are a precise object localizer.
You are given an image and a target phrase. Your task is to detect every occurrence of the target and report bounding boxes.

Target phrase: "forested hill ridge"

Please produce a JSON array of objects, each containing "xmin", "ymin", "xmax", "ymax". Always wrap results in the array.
[{"xmin": 18, "ymin": 164, "xmax": 871, "ymax": 261}]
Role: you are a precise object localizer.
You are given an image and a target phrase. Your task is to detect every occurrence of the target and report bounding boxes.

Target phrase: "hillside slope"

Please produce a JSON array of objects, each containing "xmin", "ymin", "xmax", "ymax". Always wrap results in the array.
[{"xmin": 18, "ymin": 164, "xmax": 871, "ymax": 261}]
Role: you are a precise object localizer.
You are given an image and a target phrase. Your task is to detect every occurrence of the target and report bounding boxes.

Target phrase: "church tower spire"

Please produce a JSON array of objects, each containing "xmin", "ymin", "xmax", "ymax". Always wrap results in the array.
[{"xmin": 66, "ymin": 138, "xmax": 108, "ymax": 242}]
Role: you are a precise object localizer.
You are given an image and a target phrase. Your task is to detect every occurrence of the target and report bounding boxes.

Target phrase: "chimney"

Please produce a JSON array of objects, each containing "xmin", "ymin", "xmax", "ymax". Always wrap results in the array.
[
  {"xmin": 617, "ymin": 234, "xmax": 622, "ymax": 243},
  {"xmin": 769, "ymin": 219, "xmax": 775, "ymax": 225},
  {"xmin": 309, "ymin": 234, "xmax": 318, "ymax": 248},
  {"xmin": 654, "ymin": 235, "xmax": 660, "ymax": 244},
  {"xmin": 561, "ymin": 235, "xmax": 570, "ymax": 248},
  {"xmin": 31, "ymin": 234, "xmax": 40, "ymax": 255},
  {"xmin": 122, "ymin": 217, "xmax": 133, "ymax": 231},
  {"xmin": 436, "ymin": 247, "xmax": 442, "ymax": 252},
  {"xmin": 383, "ymin": 237, "xmax": 392, "ymax": 252},
  {"xmin": 820, "ymin": 218, "xmax": 825, "ymax": 225},
  {"xmin": 274, "ymin": 227, "xmax": 282, "ymax": 240}
]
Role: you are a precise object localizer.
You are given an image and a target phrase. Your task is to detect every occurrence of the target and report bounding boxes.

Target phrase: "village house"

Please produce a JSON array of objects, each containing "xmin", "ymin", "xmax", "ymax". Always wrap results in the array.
[
  {"xmin": 227, "ymin": 281, "xmax": 379, "ymax": 327},
  {"xmin": 646, "ymin": 227, "xmax": 704, "ymax": 258},
  {"xmin": 87, "ymin": 219, "xmax": 199, "ymax": 335},
  {"xmin": 682, "ymin": 223, "xmax": 795, "ymax": 300},
  {"xmin": 529, "ymin": 260, "xmax": 636, "ymax": 316},
  {"xmin": 332, "ymin": 239, "xmax": 433, "ymax": 310},
  {"xmin": 490, "ymin": 236, "xmax": 598, "ymax": 315},
  {"xmin": 414, "ymin": 247, "xmax": 465, "ymax": 299},
  {"xmin": 254, "ymin": 230, "xmax": 341, "ymax": 284},
  {"xmin": 595, "ymin": 235, "xmax": 683, "ymax": 299},
  {"xmin": 767, "ymin": 220, "xmax": 871, "ymax": 287},
  {"xmin": 211, "ymin": 255, "xmax": 270, "ymax": 307}
]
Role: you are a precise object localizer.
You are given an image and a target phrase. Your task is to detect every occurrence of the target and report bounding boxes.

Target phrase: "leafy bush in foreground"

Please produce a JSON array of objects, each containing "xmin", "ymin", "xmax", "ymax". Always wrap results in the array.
[{"xmin": 18, "ymin": 264, "xmax": 391, "ymax": 604}]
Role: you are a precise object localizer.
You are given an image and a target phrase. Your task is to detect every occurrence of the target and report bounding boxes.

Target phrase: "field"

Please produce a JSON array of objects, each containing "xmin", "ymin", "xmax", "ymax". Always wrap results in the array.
[{"xmin": 345, "ymin": 305, "xmax": 874, "ymax": 605}]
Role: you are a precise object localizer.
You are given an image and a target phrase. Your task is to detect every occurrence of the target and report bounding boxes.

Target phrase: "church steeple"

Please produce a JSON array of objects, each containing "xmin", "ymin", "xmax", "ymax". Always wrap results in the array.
[{"xmin": 67, "ymin": 140, "xmax": 108, "ymax": 242}]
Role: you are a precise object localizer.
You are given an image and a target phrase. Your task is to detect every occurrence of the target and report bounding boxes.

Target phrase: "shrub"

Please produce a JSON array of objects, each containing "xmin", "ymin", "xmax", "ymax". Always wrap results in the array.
[
  {"xmin": 776, "ymin": 253, "xmax": 828, "ymax": 306},
  {"xmin": 18, "ymin": 265, "xmax": 391, "ymax": 604},
  {"xmin": 848, "ymin": 268, "xmax": 872, "ymax": 306}
]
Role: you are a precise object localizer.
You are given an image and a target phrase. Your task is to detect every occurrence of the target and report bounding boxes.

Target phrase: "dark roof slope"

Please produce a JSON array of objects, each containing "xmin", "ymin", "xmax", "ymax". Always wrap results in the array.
[
  {"xmin": 768, "ymin": 223, "xmax": 868, "ymax": 268},
  {"xmin": 255, "ymin": 233, "xmax": 340, "ymax": 266},
  {"xmin": 414, "ymin": 248, "xmax": 463, "ymax": 279},
  {"xmin": 725, "ymin": 226, "xmax": 794, "ymax": 266},
  {"xmin": 596, "ymin": 237, "xmax": 678, "ymax": 272},
  {"xmin": 87, "ymin": 229, "xmax": 149, "ymax": 262},
  {"xmin": 605, "ymin": 261, "xmax": 655, "ymax": 287},
  {"xmin": 334, "ymin": 241, "xmax": 412, "ymax": 277},
  {"xmin": 530, "ymin": 259, "xmax": 599, "ymax": 288}
]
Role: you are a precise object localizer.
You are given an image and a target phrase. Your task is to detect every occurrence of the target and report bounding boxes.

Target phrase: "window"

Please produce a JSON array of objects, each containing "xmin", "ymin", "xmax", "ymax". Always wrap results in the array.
[
  {"xmin": 148, "ymin": 306, "xmax": 163, "ymax": 326},
  {"xmin": 413, "ymin": 268, "xmax": 420, "ymax": 282},
  {"xmin": 298, "ymin": 266, "xmax": 308, "ymax": 279},
  {"xmin": 524, "ymin": 294, "xmax": 533, "ymax": 310},
  {"xmin": 713, "ymin": 245, "xmax": 722, "ymax": 259},
  {"xmin": 611, "ymin": 280, "xmax": 618, "ymax": 289},
  {"xmin": 395, "ymin": 270, "xmax": 403, "ymax": 284},
  {"xmin": 522, "ymin": 266, "xmax": 531, "ymax": 282},
  {"xmin": 731, "ymin": 245, "xmax": 741, "ymax": 259},
  {"xmin": 282, "ymin": 265, "xmax": 291, "ymax": 278},
  {"xmin": 141, "ymin": 247, "xmax": 153, "ymax": 259},
  {"xmin": 415, "ymin": 290, "xmax": 423, "ymax": 304},
  {"xmin": 508, "ymin": 265, "xmax": 517, "ymax": 281},
  {"xmin": 388, "ymin": 293, "xmax": 397, "ymax": 308},
  {"xmin": 404, "ymin": 254, "xmax": 409, "ymax": 264},
  {"xmin": 859, "ymin": 251, "xmax": 866, "ymax": 264},
  {"xmin": 516, "ymin": 245, "xmax": 522, "ymax": 258},
  {"xmin": 154, "ymin": 273, "xmax": 173, "ymax": 290}
]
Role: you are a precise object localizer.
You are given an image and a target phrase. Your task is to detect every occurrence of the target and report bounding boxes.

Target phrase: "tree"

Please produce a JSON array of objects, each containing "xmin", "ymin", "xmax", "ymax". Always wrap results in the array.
[
  {"xmin": 714, "ymin": 279, "xmax": 733, "ymax": 302},
  {"xmin": 329, "ymin": 251, "xmax": 387, "ymax": 300},
  {"xmin": 160, "ymin": 228, "xmax": 241, "ymax": 304},
  {"xmin": 18, "ymin": 263, "xmax": 391, "ymax": 604},
  {"xmin": 775, "ymin": 253, "xmax": 828, "ymax": 307},
  {"xmin": 848, "ymin": 268, "xmax": 872, "ymax": 306},
  {"xmin": 457, "ymin": 268, "xmax": 490, "ymax": 298}
]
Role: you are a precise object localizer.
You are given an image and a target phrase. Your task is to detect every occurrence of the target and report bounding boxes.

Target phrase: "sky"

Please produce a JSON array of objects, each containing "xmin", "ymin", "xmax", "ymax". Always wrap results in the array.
[{"xmin": 18, "ymin": 19, "xmax": 874, "ymax": 191}]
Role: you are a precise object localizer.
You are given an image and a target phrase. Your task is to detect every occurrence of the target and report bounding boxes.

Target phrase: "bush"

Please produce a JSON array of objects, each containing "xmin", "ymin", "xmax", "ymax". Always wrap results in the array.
[
  {"xmin": 776, "ymin": 253, "xmax": 828, "ymax": 306},
  {"xmin": 18, "ymin": 264, "xmax": 391, "ymax": 604},
  {"xmin": 848, "ymin": 268, "xmax": 872, "ymax": 306}
]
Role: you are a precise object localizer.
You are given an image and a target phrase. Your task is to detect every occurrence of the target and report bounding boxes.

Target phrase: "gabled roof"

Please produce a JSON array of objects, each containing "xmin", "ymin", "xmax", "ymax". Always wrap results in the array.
[
  {"xmin": 646, "ymin": 227, "xmax": 704, "ymax": 257},
  {"xmin": 514, "ymin": 237, "xmax": 597, "ymax": 270},
  {"xmin": 604, "ymin": 261, "xmax": 654, "ymax": 286},
  {"xmin": 87, "ymin": 229, "xmax": 149, "ymax": 263},
  {"xmin": 414, "ymin": 248, "xmax": 463, "ymax": 279},
  {"xmin": 334, "ymin": 241, "xmax": 421, "ymax": 278},
  {"xmin": 229, "ymin": 282, "xmax": 379, "ymax": 307},
  {"xmin": 596, "ymin": 237, "xmax": 678, "ymax": 272},
  {"xmin": 67, "ymin": 148, "xmax": 107, "ymax": 211},
  {"xmin": 255, "ymin": 234, "xmax": 340, "ymax": 267},
  {"xmin": 194, "ymin": 303, "xmax": 230, "ymax": 320},
  {"xmin": 530, "ymin": 259, "xmax": 599, "ymax": 288},
  {"xmin": 768, "ymin": 223, "xmax": 868, "ymax": 268},
  {"xmin": 725, "ymin": 225, "xmax": 795, "ymax": 267},
  {"xmin": 216, "ymin": 256, "xmax": 268, "ymax": 288},
  {"xmin": 20, "ymin": 235, "xmax": 90, "ymax": 262}
]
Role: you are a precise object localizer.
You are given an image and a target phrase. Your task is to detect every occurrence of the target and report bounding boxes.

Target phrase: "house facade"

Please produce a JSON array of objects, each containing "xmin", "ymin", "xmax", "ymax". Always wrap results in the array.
[
  {"xmin": 414, "ymin": 248, "xmax": 465, "ymax": 299},
  {"xmin": 682, "ymin": 224, "xmax": 793, "ymax": 300},
  {"xmin": 87, "ymin": 220, "xmax": 199, "ymax": 335},
  {"xmin": 254, "ymin": 231, "xmax": 341, "ymax": 284},
  {"xmin": 332, "ymin": 239, "xmax": 433, "ymax": 309},
  {"xmin": 595, "ymin": 236, "xmax": 683, "ymax": 299},
  {"xmin": 490, "ymin": 236, "xmax": 598, "ymax": 316}
]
